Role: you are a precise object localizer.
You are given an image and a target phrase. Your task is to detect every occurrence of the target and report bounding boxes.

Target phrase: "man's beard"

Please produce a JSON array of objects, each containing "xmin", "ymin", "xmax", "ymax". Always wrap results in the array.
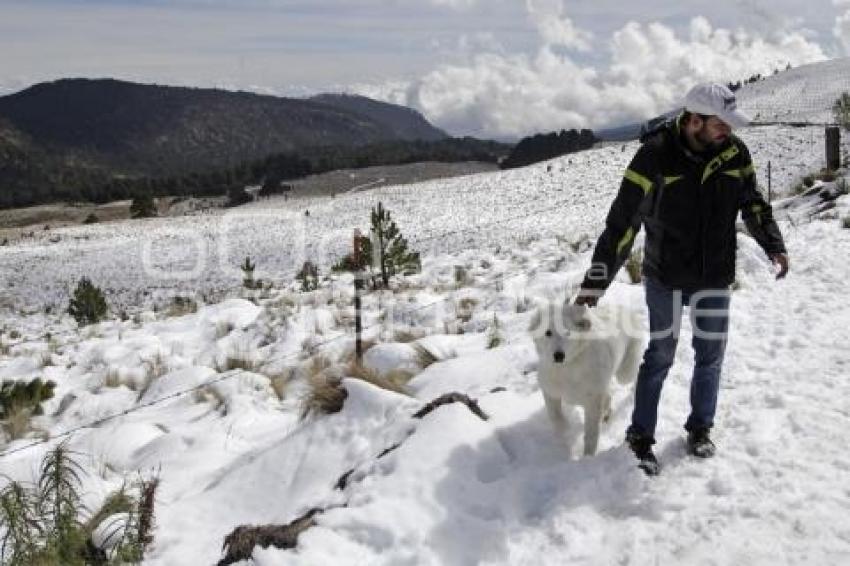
[{"xmin": 695, "ymin": 126, "xmax": 727, "ymax": 151}]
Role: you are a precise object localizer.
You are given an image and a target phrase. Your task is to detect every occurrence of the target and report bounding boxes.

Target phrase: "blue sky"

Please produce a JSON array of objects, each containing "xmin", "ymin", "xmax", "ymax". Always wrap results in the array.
[{"xmin": 2, "ymin": 0, "xmax": 849, "ymax": 138}]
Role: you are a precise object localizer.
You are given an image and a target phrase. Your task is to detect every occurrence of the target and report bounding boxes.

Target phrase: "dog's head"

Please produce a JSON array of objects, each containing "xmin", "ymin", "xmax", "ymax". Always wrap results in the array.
[{"xmin": 529, "ymin": 302, "xmax": 593, "ymax": 365}]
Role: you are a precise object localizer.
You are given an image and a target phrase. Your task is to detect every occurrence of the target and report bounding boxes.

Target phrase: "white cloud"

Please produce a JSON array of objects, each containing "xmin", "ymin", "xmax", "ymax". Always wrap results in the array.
[
  {"xmin": 358, "ymin": 15, "xmax": 827, "ymax": 138},
  {"xmin": 430, "ymin": 0, "xmax": 479, "ymax": 10},
  {"xmin": 526, "ymin": 0, "xmax": 593, "ymax": 51},
  {"xmin": 834, "ymin": 0, "xmax": 850, "ymax": 54}
]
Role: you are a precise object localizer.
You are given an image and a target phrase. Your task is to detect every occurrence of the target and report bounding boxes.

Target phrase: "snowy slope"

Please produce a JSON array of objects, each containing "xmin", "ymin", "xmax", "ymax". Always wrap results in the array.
[
  {"xmin": 2, "ymin": 95, "xmax": 850, "ymax": 563},
  {"xmin": 0, "ymin": 125, "xmax": 842, "ymax": 313},
  {"xmin": 738, "ymin": 57, "xmax": 850, "ymax": 124}
]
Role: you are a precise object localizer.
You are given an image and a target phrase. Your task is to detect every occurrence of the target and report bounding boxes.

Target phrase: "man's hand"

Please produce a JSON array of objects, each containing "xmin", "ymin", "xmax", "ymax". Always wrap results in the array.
[
  {"xmin": 574, "ymin": 289, "xmax": 602, "ymax": 307},
  {"xmin": 770, "ymin": 253, "xmax": 789, "ymax": 279}
]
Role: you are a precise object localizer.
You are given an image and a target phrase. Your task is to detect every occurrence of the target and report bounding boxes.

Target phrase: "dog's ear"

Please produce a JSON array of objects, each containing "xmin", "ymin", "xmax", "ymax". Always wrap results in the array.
[{"xmin": 565, "ymin": 281, "xmax": 580, "ymax": 301}]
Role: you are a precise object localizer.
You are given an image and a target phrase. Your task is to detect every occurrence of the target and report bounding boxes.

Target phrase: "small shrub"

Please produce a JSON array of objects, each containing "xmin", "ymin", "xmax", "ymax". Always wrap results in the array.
[
  {"xmin": 68, "ymin": 278, "xmax": 108, "ymax": 326},
  {"xmin": 296, "ymin": 261, "xmax": 319, "ymax": 292},
  {"xmin": 842, "ymin": 216, "xmax": 850, "ymax": 229},
  {"xmin": 1, "ymin": 378, "xmax": 56, "ymax": 439},
  {"xmin": 166, "ymin": 296, "xmax": 198, "ymax": 317},
  {"xmin": 130, "ymin": 194, "xmax": 157, "ymax": 219},
  {"xmin": 0, "ymin": 443, "xmax": 159, "ymax": 564},
  {"xmin": 241, "ymin": 257, "xmax": 258, "ymax": 289},
  {"xmin": 456, "ymin": 297, "xmax": 478, "ymax": 323},
  {"xmin": 486, "ymin": 314, "xmax": 504, "ymax": 349},
  {"xmin": 82, "ymin": 213, "xmax": 99, "ymax": 224},
  {"xmin": 454, "ymin": 265, "xmax": 470, "ymax": 287}
]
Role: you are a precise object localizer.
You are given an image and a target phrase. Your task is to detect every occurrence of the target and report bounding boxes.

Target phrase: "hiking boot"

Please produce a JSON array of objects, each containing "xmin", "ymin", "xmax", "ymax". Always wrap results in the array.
[
  {"xmin": 626, "ymin": 430, "xmax": 661, "ymax": 476},
  {"xmin": 686, "ymin": 427, "xmax": 716, "ymax": 458}
]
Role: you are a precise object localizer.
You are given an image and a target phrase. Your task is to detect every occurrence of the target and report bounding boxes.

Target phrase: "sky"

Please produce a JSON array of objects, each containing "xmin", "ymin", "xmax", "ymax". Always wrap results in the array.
[{"xmin": 2, "ymin": 0, "xmax": 849, "ymax": 139}]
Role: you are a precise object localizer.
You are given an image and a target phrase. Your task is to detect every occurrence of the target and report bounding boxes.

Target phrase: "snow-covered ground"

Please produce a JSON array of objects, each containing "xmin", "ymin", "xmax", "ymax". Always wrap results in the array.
[
  {"xmin": 2, "ymin": 122, "xmax": 850, "ymax": 565},
  {"xmin": 0, "ymin": 125, "xmax": 843, "ymax": 314}
]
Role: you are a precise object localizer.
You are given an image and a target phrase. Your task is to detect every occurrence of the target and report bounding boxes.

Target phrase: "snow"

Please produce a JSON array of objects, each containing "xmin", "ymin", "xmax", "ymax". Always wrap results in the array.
[
  {"xmin": 738, "ymin": 57, "xmax": 850, "ymax": 124},
  {"xmin": 3, "ymin": 60, "xmax": 850, "ymax": 565}
]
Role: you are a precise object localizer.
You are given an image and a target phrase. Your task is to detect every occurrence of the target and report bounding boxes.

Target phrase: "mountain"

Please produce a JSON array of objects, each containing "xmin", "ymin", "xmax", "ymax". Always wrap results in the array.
[
  {"xmin": 0, "ymin": 78, "xmax": 449, "ymax": 176},
  {"xmin": 598, "ymin": 57, "xmax": 850, "ymax": 141},
  {"xmin": 310, "ymin": 93, "xmax": 447, "ymax": 142}
]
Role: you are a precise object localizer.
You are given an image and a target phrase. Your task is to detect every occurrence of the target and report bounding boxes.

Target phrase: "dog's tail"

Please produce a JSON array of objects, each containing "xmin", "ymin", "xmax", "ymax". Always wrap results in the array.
[{"xmin": 616, "ymin": 333, "xmax": 644, "ymax": 385}]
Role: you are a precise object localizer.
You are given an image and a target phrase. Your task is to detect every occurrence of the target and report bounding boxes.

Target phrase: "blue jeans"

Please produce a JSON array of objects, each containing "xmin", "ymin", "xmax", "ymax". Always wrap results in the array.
[{"xmin": 628, "ymin": 277, "xmax": 731, "ymax": 441}]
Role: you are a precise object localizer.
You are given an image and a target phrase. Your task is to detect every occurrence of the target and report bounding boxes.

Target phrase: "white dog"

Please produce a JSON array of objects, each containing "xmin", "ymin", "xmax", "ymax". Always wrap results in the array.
[{"xmin": 530, "ymin": 301, "xmax": 644, "ymax": 456}]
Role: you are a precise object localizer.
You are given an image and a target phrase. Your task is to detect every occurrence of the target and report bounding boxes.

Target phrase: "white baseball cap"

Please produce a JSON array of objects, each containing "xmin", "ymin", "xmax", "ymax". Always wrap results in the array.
[{"xmin": 683, "ymin": 83, "xmax": 751, "ymax": 129}]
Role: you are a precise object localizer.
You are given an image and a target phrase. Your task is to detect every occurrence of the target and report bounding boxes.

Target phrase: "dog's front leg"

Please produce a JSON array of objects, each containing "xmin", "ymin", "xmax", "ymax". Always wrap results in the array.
[
  {"xmin": 543, "ymin": 392, "xmax": 566, "ymax": 434},
  {"xmin": 583, "ymin": 400, "xmax": 602, "ymax": 456}
]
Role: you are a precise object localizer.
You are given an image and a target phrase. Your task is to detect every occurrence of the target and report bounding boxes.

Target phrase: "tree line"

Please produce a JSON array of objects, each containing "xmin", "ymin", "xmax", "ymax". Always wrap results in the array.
[
  {"xmin": 499, "ymin": 129, "xmax": 597, "ymax": 170},
  {"xmin": 0, "ymin": 137, "xmax": 509, "ymax": 210}
]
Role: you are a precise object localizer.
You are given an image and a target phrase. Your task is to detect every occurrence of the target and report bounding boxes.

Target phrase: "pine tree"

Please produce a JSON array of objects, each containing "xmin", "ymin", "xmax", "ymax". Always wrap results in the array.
[
  {"xmin": 129, "ymin": 193, "xmax": 157, "ymax": 219},
  {"xmin": 241, "ymin": 257, "xmax": 256, "ymax": 289},
  {"xmin": 67, "ymin": 278, "xmax": 108, "ymax": 326},
  {"xmin": 369, "ymin": 202, "xmax": 421, "ymax": 288}
]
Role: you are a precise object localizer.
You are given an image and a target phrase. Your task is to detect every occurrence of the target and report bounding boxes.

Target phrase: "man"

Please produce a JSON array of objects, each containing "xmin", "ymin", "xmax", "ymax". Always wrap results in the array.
[{"xmin": 575, "ymin": 83, "xmax": 789, "ymax": 476}]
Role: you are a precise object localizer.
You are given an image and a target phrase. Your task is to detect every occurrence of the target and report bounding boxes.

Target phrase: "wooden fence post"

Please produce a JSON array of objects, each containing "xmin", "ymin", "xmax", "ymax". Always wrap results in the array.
[
  {"xmin": 826, "ymin": 126, "xmax": 841, "ymax": 171},
  {"xmin": 353, "ymin": 229, "xmax": 363, "ymax": 363}
]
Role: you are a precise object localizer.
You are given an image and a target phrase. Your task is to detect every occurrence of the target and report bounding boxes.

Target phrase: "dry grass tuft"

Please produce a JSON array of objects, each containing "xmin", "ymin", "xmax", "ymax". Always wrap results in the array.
[
  {"xmin": 137, "ymin": 352, "xmax": 169, "ymax": 400},
  {"xmin": 393, "ymin": 321, "xmax": 429, "ymax": 342},
  {"xmin": 300, "ymin": 372, "xmax": 347, "ymax": 420},
  {"xmin": 219, "ymin": 355, "xmax": 256, "ymax": 372},
  {"xmin": 103, "ymin": 367, "xmax": 123, "ymax": 388},
  {"xmin": 261, "ymin": 367, "xmax": 295, "ymax": 400},
  {"xmin": 340, "ymin": 338, "xmax": 376, "ymax": 364},
  {"xmin": 2, "ymin": 404, "xmax": 34, "ymax": 439},
  {"xmin": 194, "ymin": 386, "xmax": 227, "ymax": 413},
  {"xmin": 455, "ymin": 297, "xmax": 478, "ymax": 323},
  {"xmin": 346, "ymin": 361, "xmax": 411, "ymax": 395},
  {"xmin": 412, "ymin": 343, "xmax": 439, "ymax": 369}
]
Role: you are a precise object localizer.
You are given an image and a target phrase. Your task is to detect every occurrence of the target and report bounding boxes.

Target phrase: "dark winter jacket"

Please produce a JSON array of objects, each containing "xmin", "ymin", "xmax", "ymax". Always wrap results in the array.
[{"xmin": 581, "ymin": 115, "xmax": 786, "ymax": 292}]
